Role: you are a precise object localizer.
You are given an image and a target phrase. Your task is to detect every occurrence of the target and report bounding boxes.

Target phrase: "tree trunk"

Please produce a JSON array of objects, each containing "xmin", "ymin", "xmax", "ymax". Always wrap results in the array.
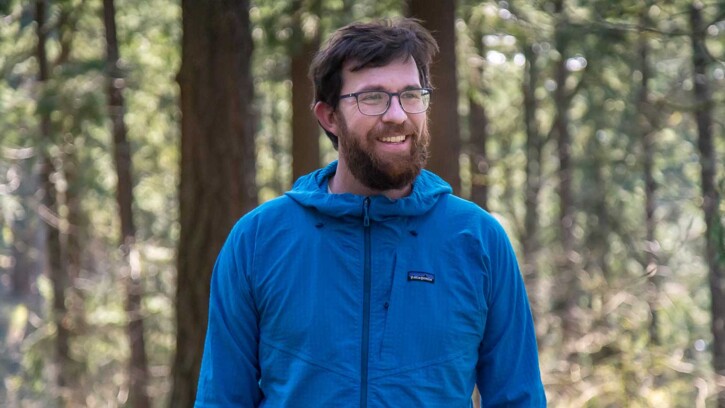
[
  {"xmin": 552, "ymin": 0, "xmax": 579, "ymax": 344},
  {"xmin": 62, "ymin": 129, "xmax": 89, "ymax": 404},
  {"xmin": 171, "ymin": 0, "xmax": 257, "ymax": 406},
  {"xmin": 522, "ymin": 42, "xmax": 542, "ymax": 315},
  {"xmin": 582, "ymin": 129, "xmax": 610, "ymax": 279},
  {"xmin": 553, "ymin": 0, "xmax": 573, "ymax": 262},
  {"xmin": 291, "ymin": 0, "xmax": 321, "ymax": 181},
  {"xmin": 35, "ymin": 0, "xmax": 73, "ymax": 404},
  {"xmin": 468, "ymin": 30, "xmax": 489, "ymax": 210},
  {"xmin": 407, "ymin": 0, "xmax": 461, "ymax": 194},
  {"xmin": 636, "ymin": 8, "xmax": 661, "ymax": 346},
  {"xmin": 102, "ymin": 0, "xmax": 150, "ymax": 406},
  {"xmin": 690, "ymin": 4, "xmax": 725, "ymax": 406}
]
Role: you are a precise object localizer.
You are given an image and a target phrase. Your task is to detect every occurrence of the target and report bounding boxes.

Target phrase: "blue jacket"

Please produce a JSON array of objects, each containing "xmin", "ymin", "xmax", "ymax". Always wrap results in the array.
[{"xmin": 196, "ymin": 161, "xmax": 546, "ymax": 407}]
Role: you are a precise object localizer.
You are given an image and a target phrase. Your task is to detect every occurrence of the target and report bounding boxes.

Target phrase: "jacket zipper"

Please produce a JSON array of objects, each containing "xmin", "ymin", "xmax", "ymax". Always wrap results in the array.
[{"xmin": 360, "ymin": 197, "xmax": 371, "ymax": 408}]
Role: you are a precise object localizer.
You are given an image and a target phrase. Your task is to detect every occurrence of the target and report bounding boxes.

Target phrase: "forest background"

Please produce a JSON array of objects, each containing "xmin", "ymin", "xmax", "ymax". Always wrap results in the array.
[{"xmin": 0, "ymin": 0, "xmax": 723, "ymax": 407}]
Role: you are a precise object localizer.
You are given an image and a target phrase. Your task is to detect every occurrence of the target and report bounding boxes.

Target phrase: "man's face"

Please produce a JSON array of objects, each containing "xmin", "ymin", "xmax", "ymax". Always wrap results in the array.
[{"xmin": 334, "ymin": 58, "xmax": 429, "ymax": 191}]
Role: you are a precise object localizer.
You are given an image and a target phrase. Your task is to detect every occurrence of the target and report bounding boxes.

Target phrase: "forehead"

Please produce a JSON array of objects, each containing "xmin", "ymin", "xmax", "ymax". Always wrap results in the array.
[{"xmin": 340, "ymin": 57, "xmax": 421, "ymax": 92}]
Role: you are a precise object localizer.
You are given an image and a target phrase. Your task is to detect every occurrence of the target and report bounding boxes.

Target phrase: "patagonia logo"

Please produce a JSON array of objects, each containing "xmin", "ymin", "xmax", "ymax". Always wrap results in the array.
[{"xmin": 407, "ymin": 271, "xmax": 435, "ymax": 284}]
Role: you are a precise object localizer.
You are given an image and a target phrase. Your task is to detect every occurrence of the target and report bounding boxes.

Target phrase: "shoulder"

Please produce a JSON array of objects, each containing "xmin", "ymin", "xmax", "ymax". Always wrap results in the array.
[
  {"xmin": 435, "ymin": 194, "xmax": 504, "ymax": 233},
  {"xmin": 427, "ymin": 195, "xmax": 519, "ymax": 268},
  {"xmin": 220, "ymin": 195, "xmax": 306, "ymax": 273},
  {"xmin": 229, "ymin": 195, "xmax": 302, "ymax": 237}
]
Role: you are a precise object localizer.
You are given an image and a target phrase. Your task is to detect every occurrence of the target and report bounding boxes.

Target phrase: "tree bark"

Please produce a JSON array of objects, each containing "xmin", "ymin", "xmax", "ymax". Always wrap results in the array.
[
  {"xmin": 552, "ymin": 0, "xmax": 579, "ymax": 344},
  {"xmin": 61, "ymin": 127, "xmax": 88, "ymax": 404},
  {"xmin": 553, "ymin": 0, "xmax": 574, "ymax": 261},
  {"xmin": 468, "ymin": 29, "xmax": 489, "ymax": 210},
  {"xmin": 102, "ymin": 0, "xmax": 150, "ymax": 406},
  {"xmin": 522, "ymin": 42, "xmax": 542, "ymax": 315},
  {"xmin": 636, "ymin": 8, "xmax": 661, "ymax": 346},
  {"xmin": 291, "ymin": 0, "xmax": 321, "ymax": 181},
  {"xmin": 690, "ymin": 4, "xmax": 725, "ymax": 406},
  {"xmin": 407, "ymin": 0, "xmax": 461, "ymax": 194},
  {"xmin": 35, "ymin": 0, "xmax": 72, "ymax": 404},
  {"xmin": 171, "ymin": 0, "xmax": 257, "ymax": 405}
]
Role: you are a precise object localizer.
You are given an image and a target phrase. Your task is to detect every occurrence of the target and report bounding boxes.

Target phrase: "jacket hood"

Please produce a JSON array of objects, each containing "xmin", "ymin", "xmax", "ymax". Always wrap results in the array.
[{"xmin": 285, "ymin": 161, "xmax": 452, "ymax": 221}]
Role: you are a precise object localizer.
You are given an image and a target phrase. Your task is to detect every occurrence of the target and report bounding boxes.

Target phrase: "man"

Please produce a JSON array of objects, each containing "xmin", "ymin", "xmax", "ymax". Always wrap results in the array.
[{"xmin": 195, "ymin": 18, "xmax": 545, "ymax": 407}]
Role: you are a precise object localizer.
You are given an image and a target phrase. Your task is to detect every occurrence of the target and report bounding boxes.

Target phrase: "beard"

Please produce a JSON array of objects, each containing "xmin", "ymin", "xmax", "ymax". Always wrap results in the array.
[{"xmin": 338, "ymin": 117, "xmax": 429, "ymax": 191}]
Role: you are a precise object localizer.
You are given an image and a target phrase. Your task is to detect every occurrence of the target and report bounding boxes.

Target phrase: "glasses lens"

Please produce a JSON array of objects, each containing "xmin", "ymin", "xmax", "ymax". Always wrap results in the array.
[
  {"xmin": 357, "ymin": 91, "xmax": 390, "ymax": 115},
  {"xmin": 352, "ymin": 89, "xmax": 431, "ymax": 115},
  {"xmin": 400, "ymin": 89, "xmax": 430, "ymax": 113}
]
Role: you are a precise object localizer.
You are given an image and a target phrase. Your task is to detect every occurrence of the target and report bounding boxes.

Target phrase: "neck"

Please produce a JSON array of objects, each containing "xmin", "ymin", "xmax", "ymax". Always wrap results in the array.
[{"xmin": 329, "ymin": 160, "xmax": 412, "ymax": 200}]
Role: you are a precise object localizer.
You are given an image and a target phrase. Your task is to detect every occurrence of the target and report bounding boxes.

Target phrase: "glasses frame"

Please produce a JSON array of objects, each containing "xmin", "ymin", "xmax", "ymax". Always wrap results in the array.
[{"xmin": 338, "ymin": 88, "xmax": 432, "ymax": 116}]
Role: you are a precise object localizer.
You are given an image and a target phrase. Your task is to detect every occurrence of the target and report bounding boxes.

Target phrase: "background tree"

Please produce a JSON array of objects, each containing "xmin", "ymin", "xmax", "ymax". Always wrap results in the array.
[
  {"xmin": 171, "ymin": 0, "xmax": 257, "ymax": 406},
  {"xmin": 0, "ymin": 0, "xmax": 723, "ymax": 407},
  {"xmin": 291, "ymin": 0, "xmax": 322, "ymax": 182},
  {"xmin": 690, "ymin": 2, "xmax": 725, "ymax": 405},
  {"xmin": 635, "ymin": 1, "xmax": 662, "ymax": 346},
  {"xmin": 550, "ymin": 0, "xmax": 580, "ymax": 345},
  {"xmin": 2, "ymin": 0, "xmax": 180, "ymax": 405},
  {"xmin": 103, "ymin": 0, "xmax": 150, "ymax": 405},
  {"xmin": 463, "ymin": 5, "xmax": 491, "ymax": 210},
  {"xmin": 407, "ymin": 0, "xmax": 461, "ymax": 194},
  {"xmin": 521, "ymin": 39, "xmax": 544, "ymax": 314},
  {"xmin": 35, "ymin": 0, "xmax": 74, "ymax": 404}
]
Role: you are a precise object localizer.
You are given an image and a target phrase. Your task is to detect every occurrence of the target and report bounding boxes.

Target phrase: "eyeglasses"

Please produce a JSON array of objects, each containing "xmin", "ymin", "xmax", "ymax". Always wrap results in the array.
[{"xmin": 339, "ymin": 88, "xmax": 432, "ymax": 116}]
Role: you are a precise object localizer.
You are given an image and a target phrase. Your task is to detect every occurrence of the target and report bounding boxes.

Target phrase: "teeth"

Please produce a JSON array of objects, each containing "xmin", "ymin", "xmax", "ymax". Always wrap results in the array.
[{"xmin": 379, "ymin": 135, "xmax": 406, "ymax": 143}]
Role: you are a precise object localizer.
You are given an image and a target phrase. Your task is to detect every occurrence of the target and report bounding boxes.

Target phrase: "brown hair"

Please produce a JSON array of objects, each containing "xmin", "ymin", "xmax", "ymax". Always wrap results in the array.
[{"xmin": 309, "ymin": 18, "xmax": 439, "ymax": 149}]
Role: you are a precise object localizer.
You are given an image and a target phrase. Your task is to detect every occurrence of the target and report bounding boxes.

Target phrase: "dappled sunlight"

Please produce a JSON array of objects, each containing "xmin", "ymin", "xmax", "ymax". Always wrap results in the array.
[{"xmin": 1, "ymin": 0, "xmax": 724, "ymax": 406}]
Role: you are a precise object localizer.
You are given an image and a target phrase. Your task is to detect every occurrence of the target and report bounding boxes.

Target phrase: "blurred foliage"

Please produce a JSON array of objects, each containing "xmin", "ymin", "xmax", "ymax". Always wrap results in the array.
[{"xmin": 0, "ymin": 0, "xmax": 723, "ymax": 407}]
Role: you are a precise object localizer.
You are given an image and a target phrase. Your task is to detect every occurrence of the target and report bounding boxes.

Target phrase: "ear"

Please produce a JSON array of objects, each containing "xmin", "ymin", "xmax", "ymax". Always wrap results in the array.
[{"xmin": 314, "ymin": 101, "xmax": 340, "ymax": 136}]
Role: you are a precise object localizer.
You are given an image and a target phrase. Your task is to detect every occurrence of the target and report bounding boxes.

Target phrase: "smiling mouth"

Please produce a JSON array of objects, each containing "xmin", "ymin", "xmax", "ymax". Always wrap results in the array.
[{"xmin": 378, "ymin": 135, "xmax": 407, "ymax": 143}]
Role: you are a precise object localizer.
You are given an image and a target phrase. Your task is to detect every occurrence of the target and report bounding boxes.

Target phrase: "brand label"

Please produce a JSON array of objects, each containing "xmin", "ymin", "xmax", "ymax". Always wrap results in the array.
[{"xmin": 407, "ymin": 271, "xmax": 435, "ymax": 284}]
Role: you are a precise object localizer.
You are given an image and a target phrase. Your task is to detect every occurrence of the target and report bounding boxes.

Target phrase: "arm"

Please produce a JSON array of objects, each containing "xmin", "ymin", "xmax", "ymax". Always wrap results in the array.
[
  {"xmin": 195, "ymin": 221, "xmax": 263, "ymax": 407},
  {"xmin": 476, "ymin": 221, "xmax": 546, "ymax": 407}
]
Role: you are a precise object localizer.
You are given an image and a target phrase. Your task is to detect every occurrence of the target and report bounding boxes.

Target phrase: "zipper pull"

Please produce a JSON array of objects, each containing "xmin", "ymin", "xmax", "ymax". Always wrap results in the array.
[{"xmin": 363, "ymin": 197, "xmax": 371, "ymax": 227}]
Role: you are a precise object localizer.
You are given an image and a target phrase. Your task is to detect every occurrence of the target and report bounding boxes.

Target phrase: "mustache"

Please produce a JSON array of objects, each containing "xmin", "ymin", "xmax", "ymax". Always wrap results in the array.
[{"xmin": 370, "ymin": 122, "xmax": 420, "ymax": 139}]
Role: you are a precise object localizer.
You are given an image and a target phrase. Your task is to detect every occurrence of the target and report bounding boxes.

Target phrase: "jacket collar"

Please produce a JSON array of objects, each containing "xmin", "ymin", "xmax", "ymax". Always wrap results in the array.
[{"xmin": 285, "ymin": 161, "xmax": 452, "ymax": 221}]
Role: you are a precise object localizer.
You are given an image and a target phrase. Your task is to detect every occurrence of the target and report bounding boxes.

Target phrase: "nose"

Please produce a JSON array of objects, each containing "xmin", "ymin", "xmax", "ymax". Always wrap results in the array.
[{"xmin": 381, "ymin": 95, "xmax": 407, "ymax": 124}]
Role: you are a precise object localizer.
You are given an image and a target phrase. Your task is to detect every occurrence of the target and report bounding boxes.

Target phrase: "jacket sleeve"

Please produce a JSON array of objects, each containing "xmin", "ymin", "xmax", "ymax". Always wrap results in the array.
[
  {"xmin": 476, "ymin": 221, "xmax": 546, "ymax": 407},
  {"xmin": 195, "ymin": 220, "xmax": 263, "ymax": 407}
]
